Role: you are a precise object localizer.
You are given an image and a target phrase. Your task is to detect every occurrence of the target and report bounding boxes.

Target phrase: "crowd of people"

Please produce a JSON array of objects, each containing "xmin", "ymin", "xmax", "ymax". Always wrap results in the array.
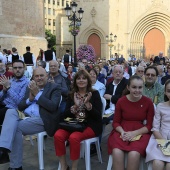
[{"xmin": 0, "ymin": 46, "xmax": 170, "ymax": 170}]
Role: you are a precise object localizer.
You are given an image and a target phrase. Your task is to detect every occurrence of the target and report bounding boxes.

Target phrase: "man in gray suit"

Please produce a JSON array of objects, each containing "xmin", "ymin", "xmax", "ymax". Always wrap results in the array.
[{"xmin": 0, "ymin": 67, "xmax": 61, "ymax": 170}]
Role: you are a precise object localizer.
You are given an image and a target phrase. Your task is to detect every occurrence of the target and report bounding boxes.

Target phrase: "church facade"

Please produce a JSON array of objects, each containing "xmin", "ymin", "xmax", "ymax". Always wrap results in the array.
[{"xmin": 56, "ymin": 0, "xmax": 170, "ymax": 60}]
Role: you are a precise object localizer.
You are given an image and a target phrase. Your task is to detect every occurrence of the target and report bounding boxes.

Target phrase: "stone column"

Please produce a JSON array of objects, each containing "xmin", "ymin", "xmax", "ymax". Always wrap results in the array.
[{"xmin": 0, "ymin": 0, "xmax": 47, "ymax": 57}]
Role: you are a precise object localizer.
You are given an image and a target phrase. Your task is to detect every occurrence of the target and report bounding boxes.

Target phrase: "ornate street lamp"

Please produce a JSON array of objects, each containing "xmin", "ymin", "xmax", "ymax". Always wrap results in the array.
[
  {"xmin": 106, "ymin": 33, "xmax": 117, "ymax": 59},
  {"xmin": 65, "ymin": 2, "xmax": 84, "ymax": 66}
]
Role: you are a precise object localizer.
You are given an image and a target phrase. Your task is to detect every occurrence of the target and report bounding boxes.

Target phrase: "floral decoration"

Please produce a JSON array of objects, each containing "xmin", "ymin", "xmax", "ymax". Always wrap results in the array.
[{"xmin": 76, "ymin": 45, "xmax": 96, "ymax": 62}]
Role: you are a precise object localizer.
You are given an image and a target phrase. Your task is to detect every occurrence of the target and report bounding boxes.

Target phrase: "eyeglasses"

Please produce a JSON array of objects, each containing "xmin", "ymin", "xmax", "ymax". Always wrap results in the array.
[
  {"xmin": 146, "ymin": 73, "xmax": 156, "ymax": 77},
  {"xmin": 13, "ymin": 67, "xmax": 24, "ymax": 69},
  {"xmin": 138, "ymin": 70, "xmax": 144, "ymax": 73}
]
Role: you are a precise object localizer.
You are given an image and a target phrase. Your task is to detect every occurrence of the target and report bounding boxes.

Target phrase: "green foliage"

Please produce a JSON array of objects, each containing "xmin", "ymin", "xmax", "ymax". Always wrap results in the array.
[{"xmin": 45, "ymin": 29, "xmax": 56, "ymax": 51}]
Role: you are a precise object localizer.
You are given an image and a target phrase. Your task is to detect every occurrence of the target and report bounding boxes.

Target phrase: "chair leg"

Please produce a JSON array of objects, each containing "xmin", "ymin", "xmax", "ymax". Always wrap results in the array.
[
  {"xmin": 84, "ymin": 141, "xmax": 91, "ymax": 170},
  {"xmin": 37, "ymin": 133, "xmax": 44, "ymax": 170},
  {"xmin": 107, "ymin": 155, "xmax": 112, "ymax": 170},
  {"xmin": 29, "ymin": 135, "xmax": 34, "ymax": 146},
  {"xmin": 58, "ymin": 162, "xmax": 61, "ymax": 170},
  {"xmin": 80, "ymin": 142, "xmax": 85, "ymax": 158},
  {"xmin": 95, "ymin": 140, "xmax": 102, "ymax": 163}
]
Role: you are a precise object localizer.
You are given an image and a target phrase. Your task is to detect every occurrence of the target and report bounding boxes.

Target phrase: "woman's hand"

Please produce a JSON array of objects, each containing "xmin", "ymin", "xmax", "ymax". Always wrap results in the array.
[
  {"xmin": 70, "ymin": 105, "xmax": 77, "ymax": 114},
  {"xmin": 84, "ymin": 92, "xmax": 92, "ymax": 104},
  {"xmin": 122, "ymin": 131, "xmax": 137, "ymax": 141},
  {"xmin": 74, "ymin": 92, "xmax": 80, "ymax": 106}
]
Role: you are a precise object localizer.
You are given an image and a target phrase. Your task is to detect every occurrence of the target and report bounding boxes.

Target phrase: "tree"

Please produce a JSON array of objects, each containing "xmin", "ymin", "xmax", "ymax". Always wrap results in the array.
[{"xmin": 45, "ymin": 29, "xmax": 56, "ymax": 51}]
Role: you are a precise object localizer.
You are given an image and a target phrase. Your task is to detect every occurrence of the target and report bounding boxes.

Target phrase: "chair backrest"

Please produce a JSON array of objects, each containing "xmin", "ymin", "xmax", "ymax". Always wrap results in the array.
[{"xmin": 101, "ymin": 97, "xmax": 106, "ymax": 116}]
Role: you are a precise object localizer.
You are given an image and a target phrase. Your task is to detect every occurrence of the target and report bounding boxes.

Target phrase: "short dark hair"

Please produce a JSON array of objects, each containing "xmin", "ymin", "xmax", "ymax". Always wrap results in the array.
[
  {"xmin": 3, "ymin": 49, "xmax": 7, "ymax": 54},
  {"xmin": 12, "ymin": 60, "xmax": 25, "ymax": 66},
  {"xmin": 144, "ymin": 66, "xmax": 159, "ymax": 76},
  {"xmin": 26, "ymin": 46, "xmax": 30, "ymax": 51},
  {"xmin": 12, "ymin": 47, "xmax": 17, "ymax": 53},
  {"xmin": 66, "ymin": 49, "xmax": 70, "ymax": 53},
  {"xmin": 88, "ymin": 68, "xmax": 98, "ymax": 77}
]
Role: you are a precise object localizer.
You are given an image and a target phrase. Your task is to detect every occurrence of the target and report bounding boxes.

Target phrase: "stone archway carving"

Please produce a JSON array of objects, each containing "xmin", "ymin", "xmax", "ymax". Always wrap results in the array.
[
  {"xmin": 79, "ymin": 22, "xmax": 106, "ymax": 59},
  {"xmin": 129, "ymin": 10, "xmax": 170, "ymax": 59}
]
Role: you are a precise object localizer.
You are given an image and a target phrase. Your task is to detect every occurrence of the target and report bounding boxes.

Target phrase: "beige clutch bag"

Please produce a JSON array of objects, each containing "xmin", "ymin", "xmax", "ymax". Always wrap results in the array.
[
  {"xmin": 156, "ymin": 139, "xmax": 170, "ymax": 156},
  {"xmin": 120, "ymin": 135, "xmax": 142, "ymax": 142}
]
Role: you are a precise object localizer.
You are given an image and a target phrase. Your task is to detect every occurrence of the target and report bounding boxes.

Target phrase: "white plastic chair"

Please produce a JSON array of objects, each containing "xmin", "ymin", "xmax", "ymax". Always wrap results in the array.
[
  {"xmin": 37, "ymin": 131, "xmax": 48, "ymax": 170},
  {"xmin": 107, "ymin": 153, "xmax": 147, "ymax": 170},
  {"xmin": 58, "ymin": 97, "xmax": 106, "ymax": 170}
]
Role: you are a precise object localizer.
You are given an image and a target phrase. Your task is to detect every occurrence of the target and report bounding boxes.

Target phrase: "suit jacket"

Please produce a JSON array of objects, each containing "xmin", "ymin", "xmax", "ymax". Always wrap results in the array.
[
  {"xmin": 105, "ymin": 77, "xmax": 128, "ymax": 109},
  {"xmin": 18, "ymin": 82, "xmax": 61, "ymax": 137},
  {"xmin": 153, "ymin": 56, "xmax": 165, "ymax": 64}
]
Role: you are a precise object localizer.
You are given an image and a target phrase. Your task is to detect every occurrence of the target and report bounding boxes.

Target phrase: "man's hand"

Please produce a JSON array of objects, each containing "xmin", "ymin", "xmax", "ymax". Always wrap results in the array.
[
  {"xmin": 28, "ymin": 80, "xmax": 39, "ymax": 101},
  {"xmin": 0, "ymin": 75, "xmax": 11, "ymax": 91}
]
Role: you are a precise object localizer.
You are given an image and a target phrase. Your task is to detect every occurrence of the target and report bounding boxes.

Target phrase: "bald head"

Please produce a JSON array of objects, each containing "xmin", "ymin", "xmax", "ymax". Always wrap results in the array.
[
  {"xmin": 33, "ymin": 67, "xmax": 47, "ymax": 76},
  {"xmin": 33, "ymin": 67, "xmax": 48, "ymax": 88}
]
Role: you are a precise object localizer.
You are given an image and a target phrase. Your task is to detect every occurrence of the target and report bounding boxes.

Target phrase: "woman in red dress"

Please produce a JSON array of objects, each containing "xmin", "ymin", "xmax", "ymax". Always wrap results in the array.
[{"xmin": 108, "ymin": 75, "xmax": 154, "ymax": 170}]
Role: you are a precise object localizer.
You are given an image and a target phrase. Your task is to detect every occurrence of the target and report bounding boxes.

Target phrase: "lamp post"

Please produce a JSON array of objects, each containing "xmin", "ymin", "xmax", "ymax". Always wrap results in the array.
[
  {"xmin": 106, "ymin": 33, "xmax": 117, "ymax": 59},
  {"xmin": 65, "ymin": 2, "xmax": 84, "ymax": 66}
]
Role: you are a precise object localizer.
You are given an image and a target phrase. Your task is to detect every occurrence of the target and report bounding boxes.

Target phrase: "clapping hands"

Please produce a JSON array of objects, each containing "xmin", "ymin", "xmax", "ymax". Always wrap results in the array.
[
  {"xmin": 0, "ymin": 75, "xmax": 11, "ymax": 91},
  {"xmin": 28, "ymin": 80, "xmax": 39, "ymax": 101}
]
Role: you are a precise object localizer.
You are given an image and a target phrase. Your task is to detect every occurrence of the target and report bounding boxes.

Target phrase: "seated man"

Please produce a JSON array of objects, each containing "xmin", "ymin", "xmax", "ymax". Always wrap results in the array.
[
  {"xmin": 0, "ymin": 67, "xmax": 61, "ymax": 169},
  {"xmin": 143, "ymin": 66, "xmax": 164, "ymax": 105},
  {"xmin": 48, "ymin": 60, "xmax": 69, "ymax": 113},
  {"xmin": 0, "ymin": 60, "xmax": 29, "ymax": 125},
  {"xmin": 104, "ymin": 65, "xmax": 128, "ymax": 118}
]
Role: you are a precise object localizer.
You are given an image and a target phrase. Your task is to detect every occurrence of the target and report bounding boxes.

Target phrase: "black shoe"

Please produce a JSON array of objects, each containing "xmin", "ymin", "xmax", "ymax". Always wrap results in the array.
[
  {"xmin": 8, "ymin": 167, "xmax": 22, "ymax": 170},
  {"xmin": 0, "ymin": 150, "xmax": 9, "ymax": 164}
]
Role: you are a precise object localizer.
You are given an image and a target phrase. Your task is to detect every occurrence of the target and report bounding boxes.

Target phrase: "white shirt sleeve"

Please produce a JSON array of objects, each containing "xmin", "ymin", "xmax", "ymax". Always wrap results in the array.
[
  {"xmin": 32, "ymin": 54, "xmax": 36, "ymax": 67},
  {"xmin": 52, "ymin": 52, "xmax": 56, "ymax": 60},
  {"xmin": 69, "ymin": 55, "xmax": 72, "ymax": 63}
]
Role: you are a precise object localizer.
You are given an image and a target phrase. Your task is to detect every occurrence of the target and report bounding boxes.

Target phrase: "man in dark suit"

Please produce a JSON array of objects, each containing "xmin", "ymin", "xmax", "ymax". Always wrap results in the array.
[
  {"xmin": 0, "ymin": 67, "xmax": 61, "ymax": 170},
  {"xmin": 153, "ymin": 52, "xmax": 165, "ymax": 64},
  {"xmin": 104, "ymin": 65, "xmax": 128, "ymax": 111}
]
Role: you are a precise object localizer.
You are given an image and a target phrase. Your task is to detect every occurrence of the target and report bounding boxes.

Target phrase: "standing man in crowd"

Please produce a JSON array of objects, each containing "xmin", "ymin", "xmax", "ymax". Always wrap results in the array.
[
  {"xmin": 62, "ymin": 49, "xmax": 72, "ymax": 70},
  {"xmin": 0, "ymin": 67, "xmax": 61, "ymax": 169},
  {"xmin": 153, "ymin": 51, "xmax": 165, "ymax": 64},
  {"xmin": 8, "ymin": 47, "xmax": 21, "ymax": 63},
  {"xmin": 22, "ymin": 46, "xmax": 36, "ymax": 77},
  {"xmin": 143, "ymin": 66, "xmax": 164, "ymax": 105},
  {"xmin": 43, "ymin": 44, "xmax": 56, "ymax": 72}
]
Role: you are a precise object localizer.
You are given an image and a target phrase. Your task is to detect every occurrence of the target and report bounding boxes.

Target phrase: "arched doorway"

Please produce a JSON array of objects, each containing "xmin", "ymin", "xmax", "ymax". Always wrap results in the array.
[
  {"xmin": 87, "ymin": 33, "xmax": 101, "ymax": 60},
  {"xmin": 144, "ymin": 28, "xmax": 165, "ymax": 59}
]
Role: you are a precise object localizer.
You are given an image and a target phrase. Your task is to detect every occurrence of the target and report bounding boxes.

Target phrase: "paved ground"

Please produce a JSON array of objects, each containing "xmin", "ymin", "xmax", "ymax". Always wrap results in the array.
[{"xmin": 0, "ymin": 124, "xmax": 112, "ymax": 170}]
